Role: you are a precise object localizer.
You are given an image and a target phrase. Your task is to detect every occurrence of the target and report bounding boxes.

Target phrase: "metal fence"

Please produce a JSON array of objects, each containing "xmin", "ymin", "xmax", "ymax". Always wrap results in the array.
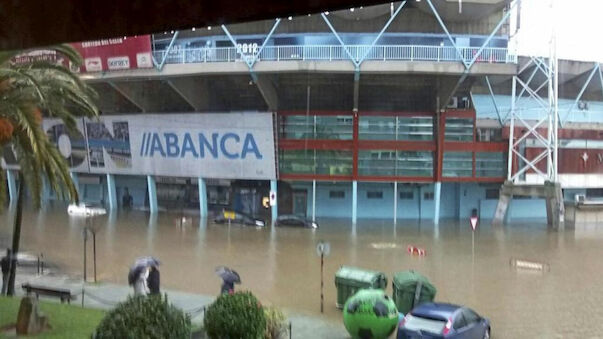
[{"xmin": 153, "ymin": 45, "xmax": 517, "ymax": 65}]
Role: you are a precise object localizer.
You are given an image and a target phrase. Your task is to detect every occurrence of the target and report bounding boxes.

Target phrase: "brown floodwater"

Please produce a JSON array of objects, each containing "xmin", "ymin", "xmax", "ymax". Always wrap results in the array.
[{"xmin": 1, "ymin": 203, "xmax": 603, "ymax": 338}]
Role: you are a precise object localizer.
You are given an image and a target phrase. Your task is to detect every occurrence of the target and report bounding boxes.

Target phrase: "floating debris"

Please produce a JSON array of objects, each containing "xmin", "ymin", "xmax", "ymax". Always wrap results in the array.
[{"xmin": 510, "ymin": 258, "xmax": 550, "ymax": 272}]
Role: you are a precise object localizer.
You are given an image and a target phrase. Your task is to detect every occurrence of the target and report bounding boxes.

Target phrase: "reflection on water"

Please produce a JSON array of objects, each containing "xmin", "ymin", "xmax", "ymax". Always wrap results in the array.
[{"xmin": 1, "ymin": 203, "xmax": 603, "ymax": 337}]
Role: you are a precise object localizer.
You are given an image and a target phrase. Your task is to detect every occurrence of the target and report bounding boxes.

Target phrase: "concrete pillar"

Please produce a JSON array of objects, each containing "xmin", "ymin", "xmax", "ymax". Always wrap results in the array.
[
  {"xmin": 6, "ymin": 170, "xmax": 16, "ymax": 203},
  {"xmin": 106, "ymin": 174, "xmax": 117, "ymax": 211},
  {"xmin": 434, "ymin": 182, "xmax": 441, "ymax": 225},
  {"xmin": 70, "ymin": 172, "xmax": 80, "ymax": 197},
  {"xmin": 147, "ymin": 175, "xmax": 158, "ymax": 214},
  {"xmin": 198, "ymin": 177, "xmax": 208, "ymax": 217},
  {"xmin": 270, "ymin": 180, "xmax": 278, "ymax": 222},
  {"xmin": 312, "ymin": 180, "xmax": 317, "ymax": 222},
  {"xmin": 352, "ymin": 180, "xmax": 358, "ymax": 223}
]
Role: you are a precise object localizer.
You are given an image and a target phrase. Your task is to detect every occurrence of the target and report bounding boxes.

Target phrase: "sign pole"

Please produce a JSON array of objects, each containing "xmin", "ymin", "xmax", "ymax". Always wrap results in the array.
[
  {"xmin": 320, "ymin": 252, "xmax": 324, "ymax": 313},
  {"xmin": 82, "ymin": 229, "xmax": 87, "ymax": 282}
]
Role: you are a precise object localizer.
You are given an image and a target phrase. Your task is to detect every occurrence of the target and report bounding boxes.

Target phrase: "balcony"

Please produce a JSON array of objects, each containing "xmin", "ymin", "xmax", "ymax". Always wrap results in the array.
[{"xmin": 153, "ymin": 44, "xmax": 516, "ymax": 65}]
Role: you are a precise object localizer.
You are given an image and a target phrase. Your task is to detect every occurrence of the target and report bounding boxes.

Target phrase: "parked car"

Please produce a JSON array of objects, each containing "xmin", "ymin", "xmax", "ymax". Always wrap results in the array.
[
  {"xmin": 67, "ymin": 203, "xmax": 107, "ymax": 216},
  {"xmin": 214, "ymin": 210, "xmax": 265, "ymax": 227},
  {"xmin": 275, "ymin": 215, "xmax": 318, "ymax": 229},
  {"xmin": 397, "ymin": 303, "xmax": 490, "ymax": 339}
]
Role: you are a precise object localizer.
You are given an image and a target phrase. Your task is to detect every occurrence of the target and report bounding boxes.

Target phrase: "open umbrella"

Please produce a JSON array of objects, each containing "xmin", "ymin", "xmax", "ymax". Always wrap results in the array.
[
  {"xmin": 134, "ymin": 256, "xmax": 160, "ymax": 268},
  {"xmin": 215, "ymin": 266, "xmax": 241, "ymax": 284}
]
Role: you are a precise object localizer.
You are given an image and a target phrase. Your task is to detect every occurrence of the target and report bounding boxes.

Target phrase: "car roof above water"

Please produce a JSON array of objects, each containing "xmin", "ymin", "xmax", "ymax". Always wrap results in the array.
[{"xmin": 411, "ymin": 302, "xmax": 462, "ymax": 320}]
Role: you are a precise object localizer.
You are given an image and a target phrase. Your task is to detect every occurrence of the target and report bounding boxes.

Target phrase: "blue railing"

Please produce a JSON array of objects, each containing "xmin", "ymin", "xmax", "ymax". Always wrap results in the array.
[{"xmin": 153, "ymin": 45, "xmax": 516, "ymax": 65}]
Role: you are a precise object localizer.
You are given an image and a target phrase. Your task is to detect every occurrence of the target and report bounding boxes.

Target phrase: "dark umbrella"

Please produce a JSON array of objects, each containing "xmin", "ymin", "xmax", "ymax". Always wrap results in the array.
[{"xmin": 215, "ymin": 266, "xmax": 241, "ymax": 284}]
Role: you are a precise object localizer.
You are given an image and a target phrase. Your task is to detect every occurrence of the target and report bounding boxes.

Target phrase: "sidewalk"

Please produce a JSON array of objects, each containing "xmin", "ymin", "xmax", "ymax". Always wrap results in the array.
[{"xmin": 12, "ymin": 270, "xmax": 349, "ymax": 339}]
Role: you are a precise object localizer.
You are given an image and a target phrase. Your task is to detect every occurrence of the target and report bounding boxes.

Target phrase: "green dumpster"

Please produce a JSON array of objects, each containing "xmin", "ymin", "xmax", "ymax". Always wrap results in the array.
[
  {"xmin": 392, "ymin": 270, "xmax": 436, "ymax": 314},
  {"xmin": 335, "ymin": 266, "xmax": 388, "ymax": 309}
]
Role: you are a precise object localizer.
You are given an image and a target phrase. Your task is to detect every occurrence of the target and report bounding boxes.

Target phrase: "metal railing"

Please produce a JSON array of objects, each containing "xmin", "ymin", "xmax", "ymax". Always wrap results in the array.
[{"xmin": 153, "ymin": 45, "xmax": 517, "ymax": 65}]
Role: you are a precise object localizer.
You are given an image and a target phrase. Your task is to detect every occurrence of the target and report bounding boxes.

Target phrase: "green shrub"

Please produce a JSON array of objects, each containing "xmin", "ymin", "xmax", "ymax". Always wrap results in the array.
[
  {"xmin": 94, "ymin": 295, "xmax": 190, "ymax": 339},
  {"xmin": 204, "ymin": 291, "xmax": 266, "ymax": 339},
  {"xmin": 264, "ymin": 306, "xmax": 288, "ymax": 339}
]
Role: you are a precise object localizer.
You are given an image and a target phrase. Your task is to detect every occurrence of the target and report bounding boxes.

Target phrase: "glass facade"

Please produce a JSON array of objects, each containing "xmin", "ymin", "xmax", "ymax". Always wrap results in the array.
[
  {"xmin": 358, "ymin": 116, "xmax": 433, "ymax": 141},
  {"xmin": 445, "ymin": 117, "xmax": 473, "ymax": 141},
  {"xmin": 279, "ymin": 150, "xmax": 353, "ymax": 175},
  {"xmin": 358, "ymin": 150, "xmax": 433, "ymax": 177},
  {"xmin": 280, "ymin": 115, "xmax": 353, "ymax": 140},
  {"xmin": 443, "ymin": 152, "xmax": 473, "ymax": 177},
  {"xmin": 476, "ymin": 152, "xmax": 505, "ymax": 177}
]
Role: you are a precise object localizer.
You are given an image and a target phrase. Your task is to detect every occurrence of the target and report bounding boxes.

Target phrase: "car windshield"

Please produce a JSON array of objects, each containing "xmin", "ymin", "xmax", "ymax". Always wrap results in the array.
[{"xmin": 404, "ymin": 315, "xmax": 446, "ymax": 334}]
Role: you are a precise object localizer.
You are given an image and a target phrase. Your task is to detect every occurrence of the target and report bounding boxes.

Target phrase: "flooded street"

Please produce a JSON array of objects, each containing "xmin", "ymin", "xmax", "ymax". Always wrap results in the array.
[{"xmin": 2, "ymin": 204, "xmax": 603, "ymax": 338}]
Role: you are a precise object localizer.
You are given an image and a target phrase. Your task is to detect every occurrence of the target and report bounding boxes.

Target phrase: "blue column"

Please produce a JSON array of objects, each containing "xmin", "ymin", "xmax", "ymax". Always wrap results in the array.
[
  {"xmin": 198, "ymin": 177, "xmax": 208, "ymax": 217},
  {"xmin": 352, "ymin": 180, "xmax": 358, "ymax": 223},
  {"xmin": 106, "ymin": 174, "xmax": 117, "ymax": 211},
  {"xmin": 434, "ymin": 182, "xmax": 441, "ymax": 225},
  {"xmin": 270, "ymin": 180, "xmax": 278, "ymax": 222},
  {"xmin": 6, "ymin": 170, "xmax": 16, "ymax": 203},
  {"xmin": 70, "ymin": 172, "xmax": 80, "ymax": 197},
  {"xmin": 147, "ymin": 175, "xmax": 158, "ymax": 214}
]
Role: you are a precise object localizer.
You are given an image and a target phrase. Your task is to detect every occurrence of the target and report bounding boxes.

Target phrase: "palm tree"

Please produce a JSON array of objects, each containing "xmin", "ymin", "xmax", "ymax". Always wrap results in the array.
[{"xmin": 0, "ymin": 45, "xmax": 98, "ymax": 295}]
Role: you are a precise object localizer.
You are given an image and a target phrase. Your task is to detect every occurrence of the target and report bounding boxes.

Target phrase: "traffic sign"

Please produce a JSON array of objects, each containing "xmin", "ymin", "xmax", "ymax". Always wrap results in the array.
[
  {"xmin": 269, "ymin": 190, "xmax": 277, "ymax": 206},
  {"xmin": 470, "ymin": 216, "xmax": 478, "ymax": 231},
  {"xmin": 316, "ymin": 241, "xmax": 331, "ymax": 257}
]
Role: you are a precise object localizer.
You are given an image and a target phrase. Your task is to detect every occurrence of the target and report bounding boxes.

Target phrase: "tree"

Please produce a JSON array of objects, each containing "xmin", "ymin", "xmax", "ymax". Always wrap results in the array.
[{"xmin": 0, "ymin": 45, "xmax": 98, "ymax": 295}]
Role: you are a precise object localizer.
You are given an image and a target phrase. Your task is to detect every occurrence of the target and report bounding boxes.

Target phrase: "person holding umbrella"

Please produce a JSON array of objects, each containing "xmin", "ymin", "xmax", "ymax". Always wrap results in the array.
[
  {"xmin": 215, "ymin": 266, "xmax": 241, "ymax": 295},
  {"xmin": 147, "ymin": 265, "xmax": 160, "ymax": 295},
  {"xmin": 128, "ymin": 256, "xmax": 160, "ymax": 296}
]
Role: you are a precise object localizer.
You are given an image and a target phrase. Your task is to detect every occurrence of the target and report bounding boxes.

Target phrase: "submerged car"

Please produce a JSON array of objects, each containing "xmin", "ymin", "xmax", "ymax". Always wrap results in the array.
[
  {"xmin": 275, "ymin": 215, "xmax": 318, "ymax": 229},
  {"xmin": 214, "ymin": 210, "xmax": 265, "ymax": 227},
  {"xmin": 397, "ymin": 303, "xmax": 490, "ymax": 339},
  {"xmin": 67, "ymin": 203, "xmax": 107, "ymax": 216}
]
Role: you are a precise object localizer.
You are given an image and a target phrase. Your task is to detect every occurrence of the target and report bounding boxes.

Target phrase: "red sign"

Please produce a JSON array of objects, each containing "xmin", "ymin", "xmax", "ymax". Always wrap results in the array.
[
  {"xmin": 12, "ymin": 35, "xmax": 153, "ymax": 73},
  {"xmin": 72, "ymin": 36, "xmax": 153, "ymax": 72},
  {"xmin": 470, "ymin": 216, "xmax": 478, "ymax": 231}
]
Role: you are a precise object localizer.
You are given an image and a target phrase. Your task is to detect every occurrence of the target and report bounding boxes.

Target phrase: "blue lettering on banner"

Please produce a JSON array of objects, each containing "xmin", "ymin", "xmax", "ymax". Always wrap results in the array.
[
  {"xmin": 164, "ymin": 133, "xmax": 180, "ymax": 157},
  {"xmin": 149, "ymin": 134, "xmax": 166, "ymax": 157},
  {"xmin": 221, "ymin": 133, "xmax": 240, "ymax": 159},
  {"xmin": 199, "ymin": 133, "xmax": 219, "ymax": 159},
  {"xmin": 242, "ymin": 133, "xmax": 262, "ymax": 159},
  {"xmin": 139, "ymin": 132, "xmax": 264, "ymax": 160},
  {"xmin": 180, "ymin": 133, "xmax": 198, "ymax": 158}
]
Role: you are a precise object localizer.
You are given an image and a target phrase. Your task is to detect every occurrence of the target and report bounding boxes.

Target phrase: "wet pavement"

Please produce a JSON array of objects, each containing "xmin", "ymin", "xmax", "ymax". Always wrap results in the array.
[{"xmin": 2, "ymin": 203, "xmax": 603, "ymax": 338}]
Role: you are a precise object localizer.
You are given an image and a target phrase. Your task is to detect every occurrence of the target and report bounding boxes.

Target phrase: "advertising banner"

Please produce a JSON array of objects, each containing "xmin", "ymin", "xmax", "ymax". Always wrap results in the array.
[
  {"xmin": 71, "ymin": 36, "xmax": 153, "ymax": 72},
  {"xmin": 12, "ymin": 35, "xmax": 153, "ymax": 73},
  {"xmin": 33, "ymin": 113, "xmax": 276, "ymax": 180}
]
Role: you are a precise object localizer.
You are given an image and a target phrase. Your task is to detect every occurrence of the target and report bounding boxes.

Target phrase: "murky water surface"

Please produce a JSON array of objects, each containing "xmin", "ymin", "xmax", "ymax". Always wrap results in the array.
[{"xmin": 1, "ymin": 203, "xmax": 603, "ymax": 338}]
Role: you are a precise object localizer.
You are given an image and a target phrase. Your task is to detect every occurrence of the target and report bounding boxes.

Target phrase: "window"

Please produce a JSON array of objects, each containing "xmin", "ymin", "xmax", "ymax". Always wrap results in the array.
[
  {"xmin": 485, "ymin": 188, "xmax": 499, "ymax": 199},
  {"xmin": 587, "ymin": 188, "xmax": 603, "ymax": 198},
  {"xmin": 424, "ymin": 192, "xmax": 434, "ymax": 200},
  {"xmin": 367, "ymin": 191, "xmax": 383, "ymax": 199},
  {"xmin": 462, "ymin": 309, "xmax": 480, "ymax": 325},
  {"xmin": 399, "ymin": 191, "xmax": 414, "ymax": 200},
  {"xmin": 453, "ymin": 314, "xmax": 467, "ymax": 330},
  {"xmin": 329, "ymin": 190, "xmax": 345, "ymax": 199}
]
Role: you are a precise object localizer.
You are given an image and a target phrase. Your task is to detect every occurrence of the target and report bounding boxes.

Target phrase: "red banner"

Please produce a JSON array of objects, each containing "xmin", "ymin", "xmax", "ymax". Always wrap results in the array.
[
  {"xmin": 12, "ymin": 35, "xmax": 153, "ymax": 73},
  {"xmin": 71, "ymin": 35, "xmax": 153, "ymax": 72}
]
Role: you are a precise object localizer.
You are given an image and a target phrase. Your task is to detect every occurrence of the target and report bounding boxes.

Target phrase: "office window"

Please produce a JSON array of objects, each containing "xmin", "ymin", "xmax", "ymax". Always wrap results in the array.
[
  {"xmin": 485, "ymin": 188, "xmax": 499, "ymax": 199},
  {"xmin": 424, "ymin": 192, "xmax": 434, "ymax": 200},
  {"xmin": 329, "ymin": 190, "xmax": 345, "ymax": 199},
  {"xmin": 367, "ymin": 191, "xmax": 383, "ymax": 199},
  {"xmin": 399, "ymin": 191, "xmax": 414, "ymax": 200}
]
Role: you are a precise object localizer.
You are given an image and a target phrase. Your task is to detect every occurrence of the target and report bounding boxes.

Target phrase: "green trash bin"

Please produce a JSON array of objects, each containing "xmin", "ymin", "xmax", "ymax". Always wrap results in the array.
[
  {"xmin": 335, "ymin": 266, "xmax": 388, "ymax": 309},
  {"xmin": 392, "ymin": 270, "xmax": 436, "ymax": 315}
]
